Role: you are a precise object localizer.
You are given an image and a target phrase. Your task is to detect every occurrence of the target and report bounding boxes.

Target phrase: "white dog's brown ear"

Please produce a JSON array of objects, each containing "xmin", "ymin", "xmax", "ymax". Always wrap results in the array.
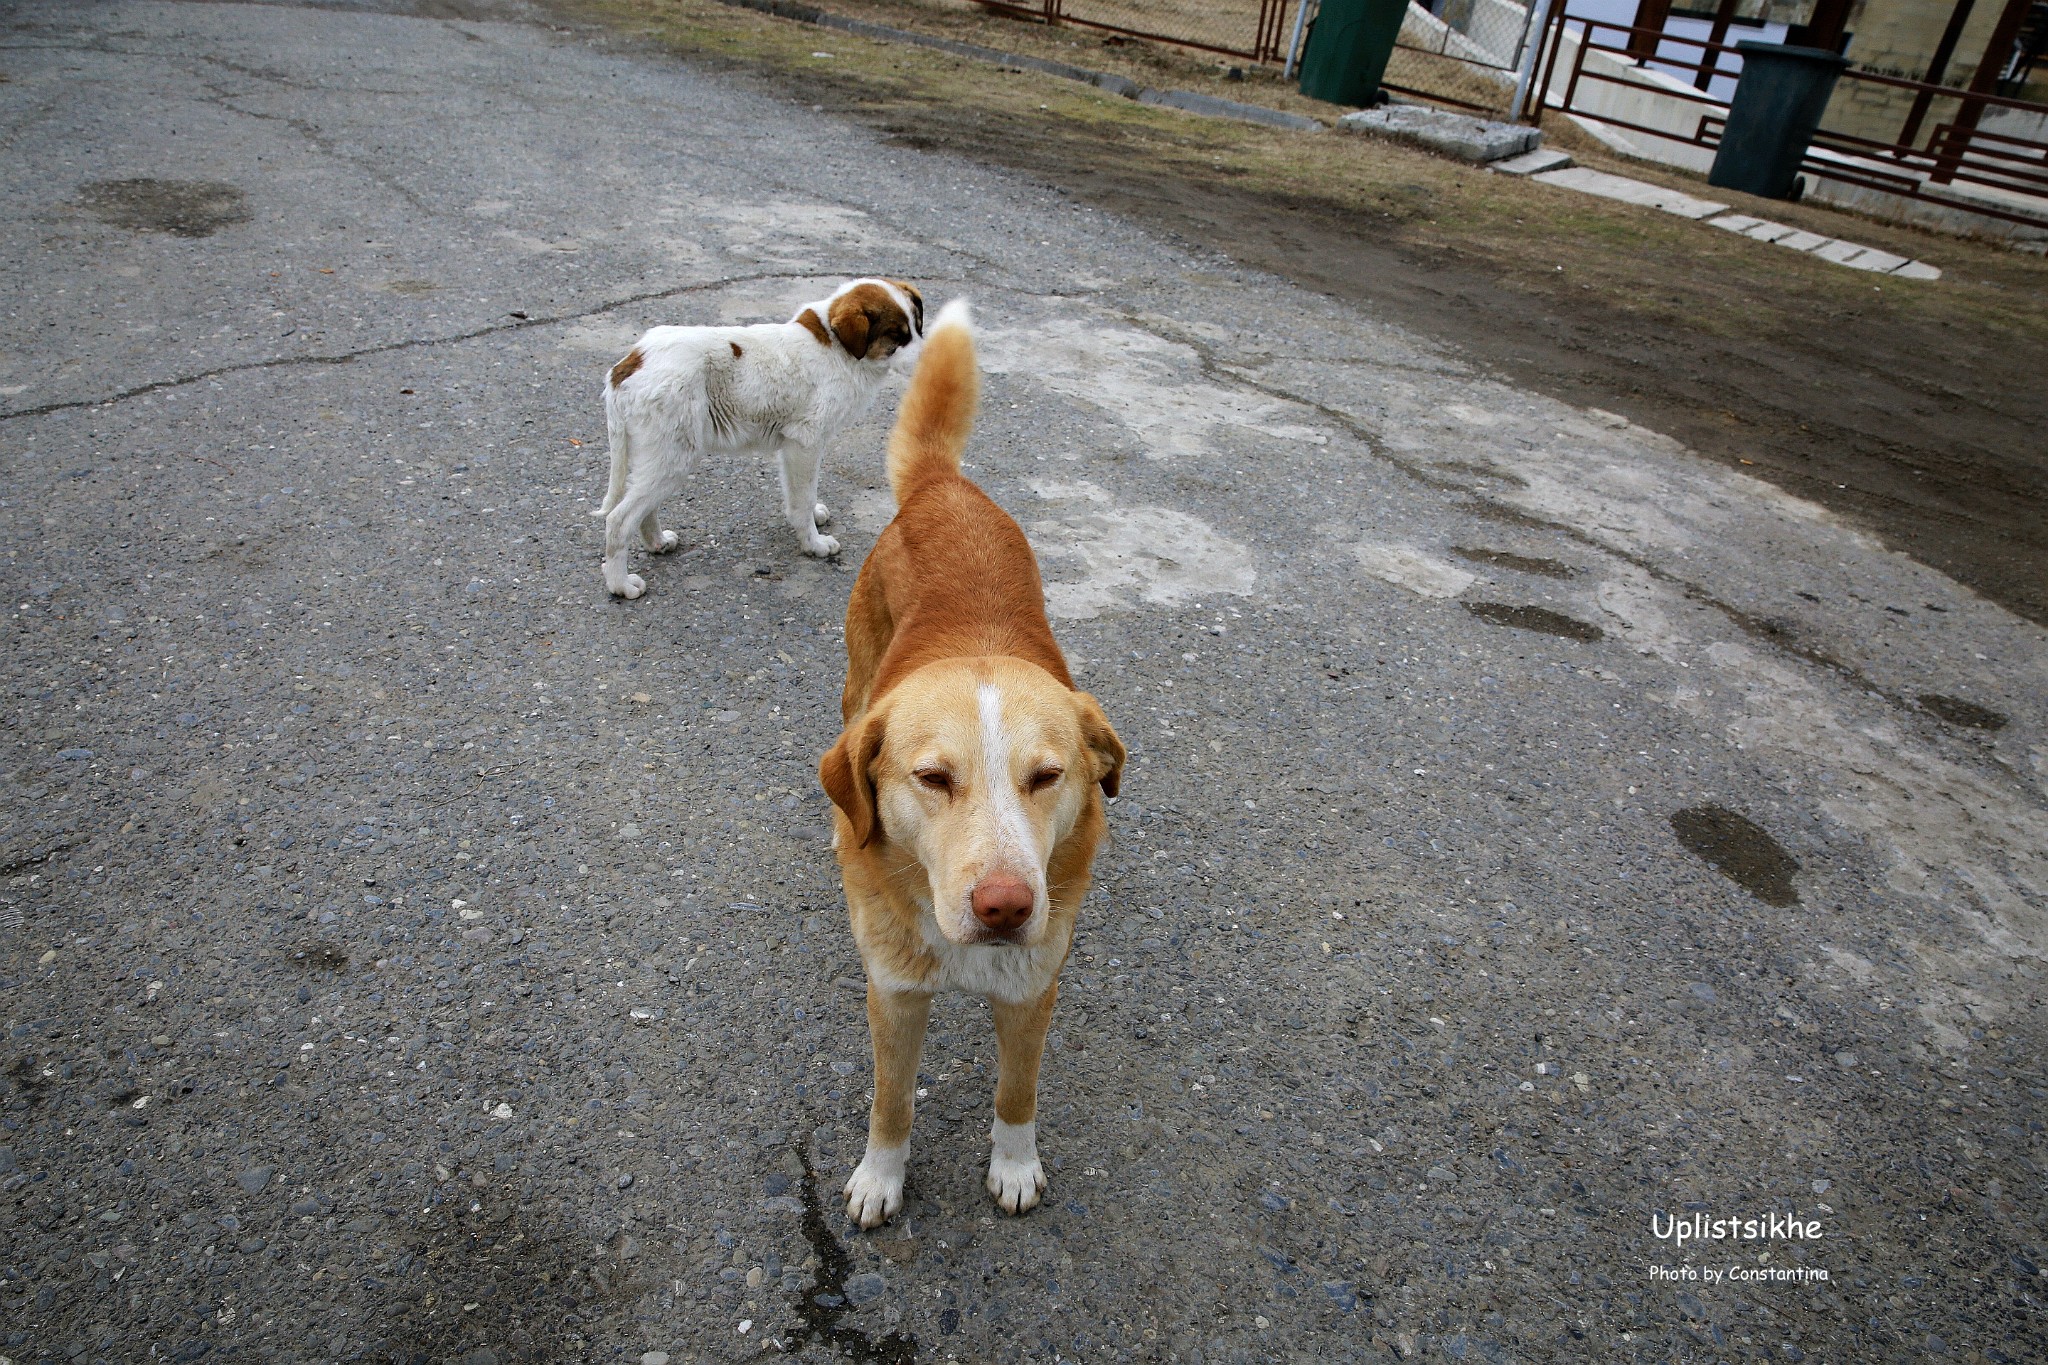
[
  {"xmin": 820, "ymin": 715, "xmax": 888, "ymax": 846},
  {"xmin": 885, "ymin": 279, "xmax": 925, "ymax": 334},
  {"xmin": 1072, "ymin": 692, "xmax": 1125, "ymax": 798},
  {"xmin": 828, "ymin": 283, "xmax": 913, "ymax": 360}
]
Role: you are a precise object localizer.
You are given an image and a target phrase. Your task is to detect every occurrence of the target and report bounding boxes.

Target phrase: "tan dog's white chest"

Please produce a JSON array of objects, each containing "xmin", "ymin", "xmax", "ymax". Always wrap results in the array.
[{"xmin": 857, "ymin": 904, "xmax": 1070, "ymax": 1003}]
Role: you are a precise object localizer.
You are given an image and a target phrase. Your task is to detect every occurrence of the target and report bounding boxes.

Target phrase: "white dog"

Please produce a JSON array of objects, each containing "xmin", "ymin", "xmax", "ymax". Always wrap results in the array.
[{"xmin": 594, "ymin": 277, "xmax": 925, "ymax": 599}]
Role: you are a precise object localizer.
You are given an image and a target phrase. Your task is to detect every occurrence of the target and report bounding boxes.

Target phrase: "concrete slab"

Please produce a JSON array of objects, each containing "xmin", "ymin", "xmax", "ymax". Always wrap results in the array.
[
  {"xmin": 1891, "ymin": 259, "xmax": 1944, "ymax": 280},
  {"xmin": 1531, "ymin": 166, "xmax": 1728, "ymax": 218},
  {"xmin": 1707, "ymin": 213, "xmax": 1764, "ymax": 233},
  {"xmin": 1339, "ymin": 105, "xmax": 1539, "ymax": 163},
  {"xmin": 1777, "ymin": 229, "xmax": 1830, "ymax": 251},
  {"xmin": 1813, "ymin": 240, "xmax": 1911, "ymax": 272},
  {"xmin": 1742, "ymin": 222, "xmax": 1798, "ymax": 243},
  {"xmin": 1851, "ymin": 246, "xmax": 1912, "ymax": 272},
  {"xmin": 1491, "ymin": 147, "xmax": 1574, "ymax": 176}
]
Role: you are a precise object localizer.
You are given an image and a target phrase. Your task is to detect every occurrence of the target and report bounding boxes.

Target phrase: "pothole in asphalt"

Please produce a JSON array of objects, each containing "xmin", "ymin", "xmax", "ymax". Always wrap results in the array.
[
  {"xmin": 289, "ymin": 941, "xmax": 350, "ymax": 973},
  {"xmin": 1462, "ymin": 601, "xmax": 1603, "ymax": 641},
  {"xmin": 1451, "ymin": 547, "xmax": 1577, "ymax": 579},
  {"xmin": 1917, "ymin": 693, "xmax": 2008, "ymax": 731},
  {"xmin": 76, "ymin": 178, "xmax": 250, "ymax": 237},
  {"xmin": 1669, "ymin": 805, "xmax": 1801, "ymax": 907}
]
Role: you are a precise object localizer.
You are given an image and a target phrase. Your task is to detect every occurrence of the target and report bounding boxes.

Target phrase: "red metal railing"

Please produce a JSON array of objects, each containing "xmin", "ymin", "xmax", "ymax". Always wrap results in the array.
[
  {"xmin": 1537, "ymin": 15, "xmax": 2048, "ymax": 228},
  {"xmin": 973, "ymin": 0, "xmax": 1300, "ymax": 66}
]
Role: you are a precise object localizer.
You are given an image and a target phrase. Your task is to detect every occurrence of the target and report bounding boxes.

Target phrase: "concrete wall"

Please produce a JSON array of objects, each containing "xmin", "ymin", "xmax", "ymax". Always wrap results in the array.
[{"xmin": 1825, "ymin": 0, "xmax": 2018, "ymax": 146}]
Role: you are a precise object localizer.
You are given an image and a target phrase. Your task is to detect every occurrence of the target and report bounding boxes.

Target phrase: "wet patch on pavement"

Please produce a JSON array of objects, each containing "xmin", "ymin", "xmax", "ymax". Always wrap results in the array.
[
  {"xmin": 1669, "ymin": 805, "xmax": 1801, "ymax": 907},
  {"xmin": 1462, "ymin": 601, "xmax": 1604, "ymax": 641},
  {"xmin": 788, "ymin": 1140, "xmax": 917, "ymax": 1363},
  {"xmin": 1451, "ymin": 546, "xmax": 1577, "ymax": 578},
  {"xmin": 1917, "ymin": 693, "xmax": 2008, "ymax": 731},
  {"xmin": 76, "ymin": 179, "xmax": 250, "ymax": 238}
]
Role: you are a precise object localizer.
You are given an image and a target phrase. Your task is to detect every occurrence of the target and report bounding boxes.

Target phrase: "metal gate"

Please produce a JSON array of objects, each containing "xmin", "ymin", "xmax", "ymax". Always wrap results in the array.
[{"xmin": 1535, "ymin": 12, "xmax": 2048, "ymax": 228}]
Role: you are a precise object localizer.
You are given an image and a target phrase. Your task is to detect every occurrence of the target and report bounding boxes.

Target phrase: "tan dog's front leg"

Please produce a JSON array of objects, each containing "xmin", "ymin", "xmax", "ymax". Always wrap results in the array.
[
  {"xmin": 845, "ymin": 984, "xmax": 931, "ymax": 1229},
  {"xmin": 986, "ymin": 984, "xmax": 1057, "ymax": 1215}
]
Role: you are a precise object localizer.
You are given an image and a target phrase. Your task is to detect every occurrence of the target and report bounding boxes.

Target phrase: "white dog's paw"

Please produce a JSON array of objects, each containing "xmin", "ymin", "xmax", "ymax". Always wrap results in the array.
[
  {"xmin": 647, "ymin": 530, "xmax": 681, "ymax": 554},
  {"xmin": 802, "ymin": 533, "xmax": 841, "ymax": 558},
  {"xmin": 606, "ymin": 573, "xmax": 646, "ymax": 600},
  {"xmin": 986, "ymin": 1119, "xmax": 1045, "ymax": 1216},
  {"xmin": 813, "ymin": 502, "xmax": 832, "ymax": 526},
  {"xmin": 843, "ymin": 1145, "xmax": 906, "ymax": 1230},
  {"xmin": 986, "ymin": 1151, "xmax": 1046, "ymax": 1216}
]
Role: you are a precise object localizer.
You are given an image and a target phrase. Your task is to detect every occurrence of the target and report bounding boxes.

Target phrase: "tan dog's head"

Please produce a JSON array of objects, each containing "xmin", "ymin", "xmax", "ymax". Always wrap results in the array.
[
  {"xmin": 821, "ymin": 658, "xmax": 1124, "ymax": 946},
  {"xmin": 794, "ymin": 278, "xmax": 923, "ymax": 364}
]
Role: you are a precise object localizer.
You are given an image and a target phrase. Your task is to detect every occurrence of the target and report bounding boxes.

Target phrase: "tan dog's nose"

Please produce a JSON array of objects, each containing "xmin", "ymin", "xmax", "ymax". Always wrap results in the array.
[{"xmin": 970, "ymin": 876, "xmax": 1033, "ymax": 934}]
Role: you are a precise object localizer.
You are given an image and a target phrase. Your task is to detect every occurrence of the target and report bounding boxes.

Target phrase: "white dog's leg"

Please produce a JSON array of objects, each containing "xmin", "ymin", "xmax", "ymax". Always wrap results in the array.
[
  {"xmin": 777, "ymin": 444, "xmax": 839, "ymax": 557},
  {"xmin": 602, "ymin": 478, "xmax": 669, "ymax": 599},
  {"xmin": 638, "ymin": 510, "xmax": 680, "ymax": 554}
]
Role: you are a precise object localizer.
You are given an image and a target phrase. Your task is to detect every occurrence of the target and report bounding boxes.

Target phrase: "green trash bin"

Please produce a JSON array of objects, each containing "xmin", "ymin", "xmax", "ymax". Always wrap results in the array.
[
  {"xmin": 1298, "ymin": 0, "xmax": 1411, "ymax": 107},
  {"xmin": 1708, "ymin": 41, "xmax": 1850, "ymax": 200}
]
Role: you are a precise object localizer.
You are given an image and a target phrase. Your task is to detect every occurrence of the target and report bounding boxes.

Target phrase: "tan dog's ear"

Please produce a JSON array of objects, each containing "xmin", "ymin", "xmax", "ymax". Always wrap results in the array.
[
  {"xmin": 820, "ymin": 715, "xmax": 888, "ymax": 846},
  {"xmin": 1071, "ymin": 692, "xmax": 1125, "ymax": 799},
  {"xmin": 828, "ymin": 291, "xmax": 874, "ymax": 360}
]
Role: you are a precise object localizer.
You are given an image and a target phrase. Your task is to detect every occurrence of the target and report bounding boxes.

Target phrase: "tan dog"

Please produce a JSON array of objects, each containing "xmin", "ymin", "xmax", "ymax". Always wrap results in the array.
[{"xmin": 819, "ymin": 300, "xmax": 1125, "ymax": 1229}]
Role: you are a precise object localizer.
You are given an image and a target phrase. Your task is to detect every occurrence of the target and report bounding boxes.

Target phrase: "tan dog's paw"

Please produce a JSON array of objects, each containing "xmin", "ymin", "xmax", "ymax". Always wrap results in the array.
[
  {"xmin": 986, "ymin": 1119, "xmax": 1045, "ymax": 1216},
  {"xmin": 843, "ymin": 1145, "xmax": 905, "ymax": 1229},
  {"xmin": 986, "ymin": 1152, "xmax": 1046, "ymax": 1215}
]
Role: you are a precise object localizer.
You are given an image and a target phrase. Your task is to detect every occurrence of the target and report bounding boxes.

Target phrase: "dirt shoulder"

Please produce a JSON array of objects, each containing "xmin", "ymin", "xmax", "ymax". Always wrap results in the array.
[{"xmin": 566, "ymin": 0, "xmax": 2048, "ymax": 624}]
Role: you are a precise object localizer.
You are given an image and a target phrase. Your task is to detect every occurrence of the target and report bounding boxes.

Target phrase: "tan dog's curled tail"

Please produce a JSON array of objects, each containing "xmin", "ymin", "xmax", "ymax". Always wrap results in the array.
[{"xmin": 886, "ymin": 299, "xmax": 976, "ymax": 505}]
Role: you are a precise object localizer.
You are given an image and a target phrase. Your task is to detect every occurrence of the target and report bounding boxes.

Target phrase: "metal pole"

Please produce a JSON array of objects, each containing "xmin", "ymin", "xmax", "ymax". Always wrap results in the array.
[
  {"xmin": 1283, "ymin": 0, "xmax": 1315, "ymax": 80},
  {"xmin": 1511, "ymin": 0, "xmax": 1558, "ymax": 122}
]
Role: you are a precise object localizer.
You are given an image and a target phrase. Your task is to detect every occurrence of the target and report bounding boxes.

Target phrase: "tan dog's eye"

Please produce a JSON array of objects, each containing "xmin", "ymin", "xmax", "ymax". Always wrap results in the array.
[
  {"xmin": 1027, "ymin": 768, "xmax": 1062, "ymax": 794},
  {"xmin": 915, "ymin": 769, "xmax": 953, "ymax": 795}
]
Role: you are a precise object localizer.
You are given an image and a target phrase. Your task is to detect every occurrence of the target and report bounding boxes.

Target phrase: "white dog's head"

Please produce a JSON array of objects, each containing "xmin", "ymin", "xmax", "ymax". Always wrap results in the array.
[
  {"xmin": 821, "ymin": 658, "xmax": 1124, "ymax": 947},
  {"xmin": 794, "ymin": 278, "xmax": 923, "ymax": 366}
]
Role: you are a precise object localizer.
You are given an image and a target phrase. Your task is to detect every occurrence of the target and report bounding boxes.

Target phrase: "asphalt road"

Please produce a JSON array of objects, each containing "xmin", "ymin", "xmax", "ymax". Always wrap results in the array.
[{"xmin": 2, "ymin": 2, "xmax": 2045, "ymax": 1362}]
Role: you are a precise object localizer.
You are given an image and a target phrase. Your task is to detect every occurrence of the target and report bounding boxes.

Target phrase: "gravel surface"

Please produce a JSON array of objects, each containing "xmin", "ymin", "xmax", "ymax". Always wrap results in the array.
[{"xmin": 2, "ymin": 2, "xmax": 2044, "ymax": 1362}]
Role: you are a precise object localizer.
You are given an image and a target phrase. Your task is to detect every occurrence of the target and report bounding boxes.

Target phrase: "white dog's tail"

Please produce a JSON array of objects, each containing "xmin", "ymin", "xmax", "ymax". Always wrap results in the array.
[
  {"xmin": 594, "ymin": 380, "xmax": 631, "ymax": 517},
  {"xmin": 885, "ymin": 299, "xmax": 976, "ymax": 506}
]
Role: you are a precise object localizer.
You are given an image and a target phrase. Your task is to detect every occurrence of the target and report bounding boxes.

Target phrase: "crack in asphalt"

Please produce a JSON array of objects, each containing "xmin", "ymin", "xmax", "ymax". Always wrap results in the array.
[
  {"xmin": 0, "ymin": 271, "xmax": 815, "ymax": 423},
  {"xmin": 1120, "ymin": 309, "xmax": 2021, "ymax": 761}
]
